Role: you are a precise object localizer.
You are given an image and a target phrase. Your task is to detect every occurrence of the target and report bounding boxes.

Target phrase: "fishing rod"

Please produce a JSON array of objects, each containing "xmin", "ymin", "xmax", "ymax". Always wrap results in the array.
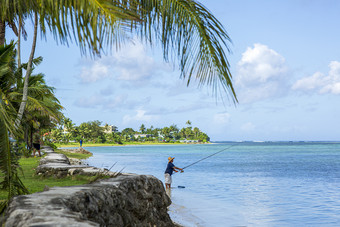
[
  {"xmin": 173, "ymin": 145, "xmax": 236, "ymax": 189},
  {"xmin": 182, "ymin": 144, "xmax": 236, "ymax": 170}
]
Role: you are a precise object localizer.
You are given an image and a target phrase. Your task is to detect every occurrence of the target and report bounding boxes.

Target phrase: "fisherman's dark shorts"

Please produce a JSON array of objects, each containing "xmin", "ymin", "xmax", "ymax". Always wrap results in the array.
[{"xmin": 33, "ymin": 143, "xmax": 40, "ymax": 150}]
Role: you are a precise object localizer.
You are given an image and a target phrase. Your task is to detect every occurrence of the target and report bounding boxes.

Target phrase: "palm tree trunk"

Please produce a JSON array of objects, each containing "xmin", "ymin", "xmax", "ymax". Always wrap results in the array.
[
  {"xmin": 15, "ymin": 12, "xmax": 38, "ymax": 129},
  {"xmin": 0, "ymin": 19, "xmax": 5, "ymax": 45},
  {"xmin": 17, "ymin": 16, "xmax": 22, "ymax": 69}
]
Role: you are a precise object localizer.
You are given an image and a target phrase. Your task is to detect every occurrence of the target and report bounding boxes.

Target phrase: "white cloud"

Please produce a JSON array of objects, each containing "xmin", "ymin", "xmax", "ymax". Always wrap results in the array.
[
  {"xmin": 75, "ymin": 94, "xmax": 104, "ymax": 108},
  {"xmin": 292, "ymin": 72, "xmax": 325, "ymax": 91},
  {"xmin": 105, "ymin": 95, "xmax": 130, "ymax": 109},
  {"xmin": 78, "ymin": 40, "xmax": 172, "ymax": 89},
  {"xmin": 241, "ymin": 122, "xmax": 256, "ymax": 132},
  {"xmin": 292, "ymin": 61, "xmax": 340, "ymax": 95},
  {"xmin": 79, "ymin": 61, "xmax": 109, "ymax": 83},
  {"xmin": 74, "ymin": 93, "xmax": 147, "ymax": 110},
  {"xmin": 123, "ymin": 109, "xmax": 159, "ymax": 124},
  {"xmin": 236, "ymin": 43, "xmax": 289, "ymax": 103},
  {"xmin": 76, "ymin": 40, "xmax": 171, "ymax": 85},
  {"xmin": 213, "ymin": 112, "xmax": 231, "ymax": 124},
  {"xmin": 113, "ymin": 42, "xmax": 157, "ymax": 81}
]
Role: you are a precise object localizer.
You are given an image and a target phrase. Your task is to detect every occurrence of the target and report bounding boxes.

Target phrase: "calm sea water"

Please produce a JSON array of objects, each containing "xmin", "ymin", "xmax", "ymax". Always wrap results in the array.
[{"xmin": 82, "ymin": 142, "xmax": 340, "ymax": 226}]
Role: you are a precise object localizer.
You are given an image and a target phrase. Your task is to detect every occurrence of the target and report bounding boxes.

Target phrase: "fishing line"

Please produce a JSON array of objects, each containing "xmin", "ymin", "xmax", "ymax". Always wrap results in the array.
[
  {"xmin": 172, "ymin": 144, "xmax": 236, "ymax": 189},
  {"xmin": 182, "ymin": 144, "xmax": 236, "ymax": 170}
]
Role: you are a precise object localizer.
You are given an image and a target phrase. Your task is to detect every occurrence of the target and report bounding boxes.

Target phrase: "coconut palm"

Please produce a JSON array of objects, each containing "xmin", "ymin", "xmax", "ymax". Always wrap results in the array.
[
  {"xmin": 14, "ymin": 11, "xmax": 38, "ymax": 129},
  {"xmin": 1, "ymin": 0, "xmax": 238, "ymax": 210},
  {"xmin": 63, "ymin": 118, "xmax": 76, "ymax": 143},
  {"xmin": 13, "ymin": 72, "xmax": 64, "ymax": 147},
  {"xmin": 139, "ymin": 124, "xmax": 146, "ymax": 134},
  {"xmin": 0, "ymin": 44, "xmax": 63, "ymax": 211},
  {"xmin": 0, "ymin": 44, "xmax": 29, "ymax": 213},
  {"xmin": 3, "ymin": 51, "xmax": 63, "ymax": 146},
  {"xmin": 193, "ymin": 127, "xmax": 200, "ymax": 138},
  {"xmin": 2, "ymin": 0, "xmax": 237, "ymax": 128}
]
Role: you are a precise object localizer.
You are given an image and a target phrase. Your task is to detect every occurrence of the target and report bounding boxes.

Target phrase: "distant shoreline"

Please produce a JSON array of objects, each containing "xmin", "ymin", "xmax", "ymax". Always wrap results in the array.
[{"xmin": 57, "ymin": 142, "xmax": 211, "ymax": 148}]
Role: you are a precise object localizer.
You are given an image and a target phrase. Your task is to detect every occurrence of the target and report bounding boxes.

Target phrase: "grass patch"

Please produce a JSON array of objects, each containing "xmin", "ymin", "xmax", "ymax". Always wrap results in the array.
[
  {"xmin": 55, "ymin": 149, "xmax": 92, "ymax": 159},
  {"xmin": 0, "ymin": 155, "xmax": 100, "ymax": 201},
  {"xmin": 55, "ymin": 141, "xmax": 185, "ymax": 148}
]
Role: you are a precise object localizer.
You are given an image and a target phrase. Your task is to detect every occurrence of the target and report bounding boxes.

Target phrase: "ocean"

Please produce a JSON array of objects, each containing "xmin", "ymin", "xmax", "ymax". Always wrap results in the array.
[{"xmin": 83, "ymin": 142, "xmax": 340, "ymax": 226}]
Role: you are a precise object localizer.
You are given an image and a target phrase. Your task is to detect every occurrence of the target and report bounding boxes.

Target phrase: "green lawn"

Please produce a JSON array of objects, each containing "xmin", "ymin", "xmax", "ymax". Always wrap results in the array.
[
  {"xmin": 0, "ymin": 155, "xmax": 100, "ymax": 202},
  {"xmin": 56, "ymin": 141, "xmax": 184, "ymax": 148},
  {"xmin": 55, "ymin": 149, "xmax": 93, "ymax": 159}
]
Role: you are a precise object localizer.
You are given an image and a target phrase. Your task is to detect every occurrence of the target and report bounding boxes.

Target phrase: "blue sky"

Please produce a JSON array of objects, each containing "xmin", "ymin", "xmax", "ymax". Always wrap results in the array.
[{"xmin": 8, "ymin": 0, "xmax": 340, "ymax": 141}]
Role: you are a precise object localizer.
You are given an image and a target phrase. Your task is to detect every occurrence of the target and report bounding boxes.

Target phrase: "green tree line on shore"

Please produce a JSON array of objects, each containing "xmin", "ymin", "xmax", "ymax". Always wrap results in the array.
[{"xmin": 47, "ymin": 119, "xmax": 210, "ymax": 145}]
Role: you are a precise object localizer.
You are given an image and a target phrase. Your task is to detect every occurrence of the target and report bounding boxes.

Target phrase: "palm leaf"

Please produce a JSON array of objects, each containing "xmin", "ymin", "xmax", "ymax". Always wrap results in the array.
[
  {"xmin": 2, "ymin": 1, "xmax": 237, "ymax": 100},
  {"xmin": 0, "ymin": 44, "xmax": 20, "ymax": 136},
  {"xmin": 0, "ymin": 118, "xmax": 29, "ymax": 213},
  {"xmin": 0, "ymin": 43, "xmax": 29, "ymax": 213},
  {"xmin": 132, "ymin": 0, "xmax": 237, "ymax": 101},
  {"xmin": 36, "ymin": 0, "xmax": 138, "ymax": 55}
]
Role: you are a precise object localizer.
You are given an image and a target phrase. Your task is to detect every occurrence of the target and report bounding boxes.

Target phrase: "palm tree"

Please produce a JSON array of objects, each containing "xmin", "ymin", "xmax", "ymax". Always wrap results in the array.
[
  {"xmin": 139, "ymin": 124, "xmax": 146, "ymax": 134},
  {"xmin": 2, "ymin": 0, "xmax": 237, "ymax": 126},
  {"xmin": 0, "ymin": 44, "xmax": 64, "ymax": 211},
  {"xmin": 0, "ymin": 44, "xmax": 29, "ymax": 213},
  {"xmin": 186, "ymin": 120, "xmax": 192, "ymax": 127},
  {"xmin": 1, "ymin": 0, "xmax": 238, "ymax": 209},
  {"xmin": 8, "ymin": 56, "xmax": 64, "ymax": 147},
  {"xmin": 193, "ymin": 127, "xmax": 200, "ymax": 139},
  {"xmin": 179, "ymin": 128, "xmax": 186, "ymax": 139},
  {"xmin": 14, "ymin": 11, "xmax": 38, "ymax": 129},
  {"xmin": 64, "ymin": 118, "xmax": 75, "ymax": 133},
  {"xmin": 185, "ymin": 127, "xmax": 193, "ymax": 139}
]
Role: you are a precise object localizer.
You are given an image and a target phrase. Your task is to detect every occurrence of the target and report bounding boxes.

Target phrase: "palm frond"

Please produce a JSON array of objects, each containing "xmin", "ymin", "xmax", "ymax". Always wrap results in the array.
[
  {"xmin": 0, "ymin": 44, "xmax": 20, "ymax": 136},
  {"xmin": 132, "ymin": 0, "xmax": 237, "ymax": 101},
  {"xmin": 2, "ymin": 0, "xmax": 237, "ymax": 100},
  {"xmin": 0, "ymin": 118, "xmax": 29, "ymax": 211},
  {"xmin": 19, "ymin": 56, "xmax": 43, "ymax": 70},
  {"xmin": 0, "ymin": 43, "xmax": 28, "ymax": 213},
  {"xmin": 37, "ymin": 0, "xmax": 139, "ymax": 56}
]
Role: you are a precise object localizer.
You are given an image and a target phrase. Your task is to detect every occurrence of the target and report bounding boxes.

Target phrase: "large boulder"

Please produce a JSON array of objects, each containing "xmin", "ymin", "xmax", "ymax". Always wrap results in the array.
[
  {"xmin": 36, "ymin": 147, "xmax": 109, "ymax": 178},
  {"xmin": 3, "ymin": 174, "xmax": 174, "ymax": 227}
]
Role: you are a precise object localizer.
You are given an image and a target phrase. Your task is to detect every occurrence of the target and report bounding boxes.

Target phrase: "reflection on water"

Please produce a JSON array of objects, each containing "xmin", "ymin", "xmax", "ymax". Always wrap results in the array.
[{"xmin": 85, "ymin": 142, "xmax": 340, "ymax": 226}]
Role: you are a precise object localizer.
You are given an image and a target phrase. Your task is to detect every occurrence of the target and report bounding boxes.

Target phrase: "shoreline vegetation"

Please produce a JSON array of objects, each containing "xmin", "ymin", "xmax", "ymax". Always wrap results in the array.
[
  {"xmin": 46, "ymin": 120, "xmax": 210, "ymax": 147},
  {"xmin": 56, "ymin": 141, "xmax": 211, "ymax": 148},
  {"xmin": 0, "ymin": 148, "xmax": 94, "ymax": 202}
]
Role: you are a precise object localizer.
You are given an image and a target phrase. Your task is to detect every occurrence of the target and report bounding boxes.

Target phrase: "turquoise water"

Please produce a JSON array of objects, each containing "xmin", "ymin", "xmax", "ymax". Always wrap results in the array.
[{"xmin": 83, "ymin": 142, "xmax": 340, "ymax": 226}]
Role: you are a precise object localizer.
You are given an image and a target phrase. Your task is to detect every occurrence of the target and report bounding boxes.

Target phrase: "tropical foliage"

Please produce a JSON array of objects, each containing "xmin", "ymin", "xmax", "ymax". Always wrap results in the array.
[
  {"xmin": 0, "ymin": 44, "xmax": 28, "ymax": 213},
  {"xmin": 0, "ymin": 0, "xmax": 237, "ymax": 101},
  {"xmin": 47, "ymin": 119, "xmax": 210, "ymax": 145},
  {"xmin": 0, "ymin": 43, "xmax": 63, "ymax": 212},
  {"xmin": 0, "ymin": 0, "xmax": 236, "ymax": 214}
]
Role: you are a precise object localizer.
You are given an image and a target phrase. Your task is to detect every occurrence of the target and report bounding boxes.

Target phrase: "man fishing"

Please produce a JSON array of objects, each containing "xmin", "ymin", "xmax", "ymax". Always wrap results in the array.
[{"xmin": 164, "ymin": 157, "xmax": 184, "ymax": 189}]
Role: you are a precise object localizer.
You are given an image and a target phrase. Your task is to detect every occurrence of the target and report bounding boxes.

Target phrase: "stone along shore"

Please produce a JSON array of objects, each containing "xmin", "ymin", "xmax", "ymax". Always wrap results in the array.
[{"xmin": 3, "ymin": 147, "xmax": 178, "ymax": 226}]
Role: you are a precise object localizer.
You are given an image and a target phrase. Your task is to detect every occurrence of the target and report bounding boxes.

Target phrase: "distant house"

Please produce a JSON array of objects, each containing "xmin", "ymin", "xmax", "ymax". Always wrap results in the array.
[
  {"xmin": 158, "ymin": 132, "xmax": 164, "ymax": 138},
  {"xmin": 133, "ymin": 134, "xmax": 151, "ymax": 139},
  {"xmin": 179, "ymin": 139, "xmax": 199, "ymax": 143},
  {"xmin": 102, "ymin": 125, "xmax": 118, "ymax": 134}
]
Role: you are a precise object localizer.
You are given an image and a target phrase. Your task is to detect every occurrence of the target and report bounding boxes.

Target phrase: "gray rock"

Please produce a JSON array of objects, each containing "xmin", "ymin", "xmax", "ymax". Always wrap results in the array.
[
  {"xmin": 3, "ymin": 147, "xmax": 176, "ymax": 226},
  {"xmin": 36, "ymin": 148, "xmax": 107, "ymax": 178},
  {"xmin": 39, "ymin": 153, "xmax": 70, "ymax": 165},
  {"xmin": 4, "ymin": 175, "xmax": 174, "ymax": 227},
  {"xmin": 69, "ymin": 158, "xmax": 88, "ymax": 165}
]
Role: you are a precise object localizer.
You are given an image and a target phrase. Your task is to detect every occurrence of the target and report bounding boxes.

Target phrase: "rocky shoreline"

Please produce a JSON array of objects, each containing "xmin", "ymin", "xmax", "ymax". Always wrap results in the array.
[{"xmin": 3, "ymin": 147, "xmax": 179, "ymax": 226}]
